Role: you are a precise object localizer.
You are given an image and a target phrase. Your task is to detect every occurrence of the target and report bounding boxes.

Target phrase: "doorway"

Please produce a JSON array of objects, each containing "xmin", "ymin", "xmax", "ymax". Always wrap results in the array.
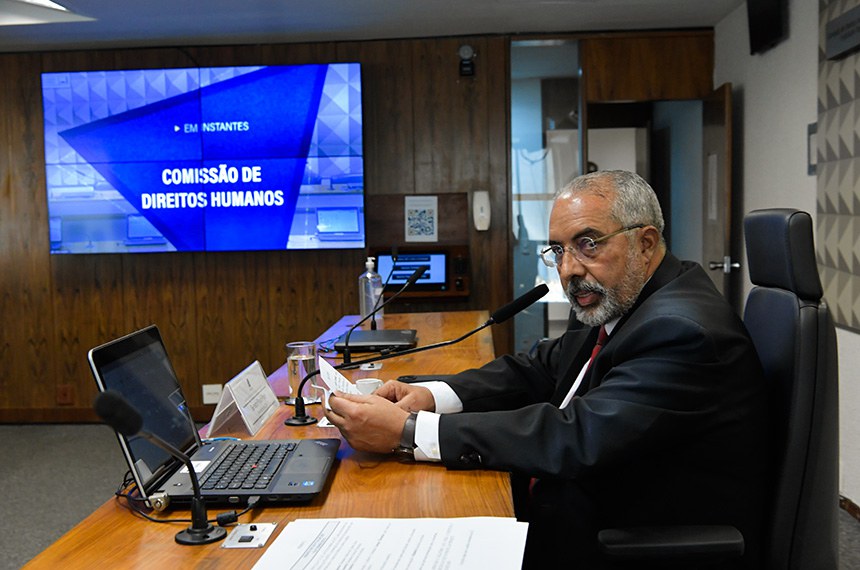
[{"xmin": 510, "ymin": 39, "xmax": 582, "ymax": 353}]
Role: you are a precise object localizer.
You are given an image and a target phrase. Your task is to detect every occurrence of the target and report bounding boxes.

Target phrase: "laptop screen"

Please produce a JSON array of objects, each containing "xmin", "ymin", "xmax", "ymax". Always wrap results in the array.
[
  {"xmin": 89, "ymin": 326, "xmax": 198, "ymax": 493},
  {"xmin": 316, "ymin": 207, "xmax": 360, "ymax": 236},
  {"xmin": 127, "ymin": 214, "xmax": 162, "ymax": 239}
]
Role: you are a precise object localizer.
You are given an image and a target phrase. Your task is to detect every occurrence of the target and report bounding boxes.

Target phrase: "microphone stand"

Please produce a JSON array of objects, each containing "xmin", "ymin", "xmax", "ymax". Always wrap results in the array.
[
  {"xmin": 284, "ymin": 368, "xmax": 326, "ymax": 425},
  {"xmin": 139, "ymin": 432, "xmax": 227, "ymax": 545},
  {"xmin": 93, "ymin": 391, "xmax": 226, "ymax": 545},
  {"xmin": 342, "ymin": 265, "xmax": 426, "ymax": 365}
]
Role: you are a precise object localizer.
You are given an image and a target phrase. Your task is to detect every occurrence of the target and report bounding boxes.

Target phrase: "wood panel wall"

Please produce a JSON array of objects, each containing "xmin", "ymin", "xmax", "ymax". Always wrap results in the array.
[
  {"xmin": 0, "ymin": 30, "xmax": 712, "ymax": 423},
  {"xmin": 581, "ymin": 31, "xmax": 714, "ymax": 102}
]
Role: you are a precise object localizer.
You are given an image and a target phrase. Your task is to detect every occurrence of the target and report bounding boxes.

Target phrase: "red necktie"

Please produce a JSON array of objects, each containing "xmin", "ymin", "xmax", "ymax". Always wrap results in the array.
[
  {"xmin": 530, "ymin": 326, "xmax": 608, "ymax": 497},
  {"xmin": 586, "ymin": 326, "xmax": 608, "ymax": 371}
]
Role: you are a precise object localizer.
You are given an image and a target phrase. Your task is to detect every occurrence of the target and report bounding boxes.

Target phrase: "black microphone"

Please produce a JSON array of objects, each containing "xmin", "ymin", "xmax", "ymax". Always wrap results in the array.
[
  {"xmin": 401, "ymin": 265, "xmax": 428, "ymax": 289},
  {"xmin": 489, "ymin": 282, "xmax": 550, "ymax": 324},
  {"xmin": 370, "ymin": 247, "xmax": 398, "ymax": 331},
  {"xmin": 285, "ymin": 283, "xmax": 549, "ymax": 426},
  {"xmin": 94, "ymin": 390, "xmax": 143, "ymax": 436},
  {"xmin": 94, "ymin": 390, "xmax": 227, "ymax": 545},
  {"xmin": 341, "ymin": 264, "xmax": 428, "ymax": 366}
]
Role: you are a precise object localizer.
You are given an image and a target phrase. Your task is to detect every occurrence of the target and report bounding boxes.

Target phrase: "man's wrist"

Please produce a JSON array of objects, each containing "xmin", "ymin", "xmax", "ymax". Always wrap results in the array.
[{"xmin": 393, "ymin": 411, "xmax": 418, "ymax": 461}]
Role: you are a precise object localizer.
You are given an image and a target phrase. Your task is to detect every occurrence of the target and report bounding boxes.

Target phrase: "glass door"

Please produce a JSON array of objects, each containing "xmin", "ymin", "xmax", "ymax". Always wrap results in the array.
[{"xmin": 510, "ymin": 39, "xmax": 582, "ymax": 353}]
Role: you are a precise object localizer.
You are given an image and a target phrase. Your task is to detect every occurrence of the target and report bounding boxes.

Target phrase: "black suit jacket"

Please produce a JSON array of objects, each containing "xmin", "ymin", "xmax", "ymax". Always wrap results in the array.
[{"xmin": 437, "ymin": 253, "xmax": 768, "ymax": 568}]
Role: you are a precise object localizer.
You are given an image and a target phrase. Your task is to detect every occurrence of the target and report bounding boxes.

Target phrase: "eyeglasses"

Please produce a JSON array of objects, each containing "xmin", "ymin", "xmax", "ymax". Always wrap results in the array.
[{"xmin": 540, "ymin": 224, "xmax": 645, "ymax": 268}]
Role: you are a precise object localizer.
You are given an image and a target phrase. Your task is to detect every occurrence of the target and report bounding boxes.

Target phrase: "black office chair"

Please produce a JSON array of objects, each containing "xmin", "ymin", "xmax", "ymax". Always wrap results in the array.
[{"xmin": 598, "ymin": 208, "xmax": 840, "ymax": 568}]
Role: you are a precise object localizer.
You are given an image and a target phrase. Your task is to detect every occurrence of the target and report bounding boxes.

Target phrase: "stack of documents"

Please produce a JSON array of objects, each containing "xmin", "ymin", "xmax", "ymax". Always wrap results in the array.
[{"xmin": 252, "ymin": 517, "xmax": 528, "ymax": 569}]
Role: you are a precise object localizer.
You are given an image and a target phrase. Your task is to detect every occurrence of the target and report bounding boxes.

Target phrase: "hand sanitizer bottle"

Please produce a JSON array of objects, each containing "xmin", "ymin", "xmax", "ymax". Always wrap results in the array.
[{"xmin": 358, "ymin": 257, "xmax": 383, "ymax": 319}]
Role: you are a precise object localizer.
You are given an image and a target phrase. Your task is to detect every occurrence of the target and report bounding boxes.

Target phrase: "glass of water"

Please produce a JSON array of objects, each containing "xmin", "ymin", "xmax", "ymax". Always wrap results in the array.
[{"xmin": 285, "ymin": 341, "xmax": 319, "ymax": 405}]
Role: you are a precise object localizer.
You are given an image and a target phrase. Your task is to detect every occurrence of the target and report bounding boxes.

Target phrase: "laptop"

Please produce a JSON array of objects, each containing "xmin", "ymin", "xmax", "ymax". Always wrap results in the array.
[
  {"xmin": 123, "ymin": 214, "xmax": 167, "ymax": 246},
  {"xmin": 333, "ymin": 328, "xmax": 418, "ymax": 353},
  {"xmin": 88, "ymin": 325, "xmax": 339, "ymax": 507},
  {"xmin": 315, "ymin": 207, "xmax": 365, "ymax": 241}
]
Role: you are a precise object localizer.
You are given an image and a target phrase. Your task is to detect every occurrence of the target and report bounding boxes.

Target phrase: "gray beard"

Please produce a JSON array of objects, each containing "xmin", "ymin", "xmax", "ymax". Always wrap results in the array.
[{"xmin": 565, "ymin": 253, "xmax": 646, "ymax": 327}]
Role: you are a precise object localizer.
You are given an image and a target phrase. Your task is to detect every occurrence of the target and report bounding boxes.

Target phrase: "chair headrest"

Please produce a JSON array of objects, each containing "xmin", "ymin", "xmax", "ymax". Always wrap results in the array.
[{"xmin": 744, "ymin": 209, "xmax": 822, "ymax": 300}]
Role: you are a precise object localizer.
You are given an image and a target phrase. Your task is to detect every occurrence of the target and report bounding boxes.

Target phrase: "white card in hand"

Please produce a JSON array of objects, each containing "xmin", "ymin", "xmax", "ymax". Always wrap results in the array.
[{"xmin": 315, "ymin": 357, "xmax": 360, "ymax": 408}]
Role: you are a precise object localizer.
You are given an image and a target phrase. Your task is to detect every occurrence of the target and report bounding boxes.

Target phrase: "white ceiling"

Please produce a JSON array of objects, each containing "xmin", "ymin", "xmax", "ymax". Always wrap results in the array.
[{"xmin": 0, "ymin": 0, "xmax": 745, "ymax": 53}]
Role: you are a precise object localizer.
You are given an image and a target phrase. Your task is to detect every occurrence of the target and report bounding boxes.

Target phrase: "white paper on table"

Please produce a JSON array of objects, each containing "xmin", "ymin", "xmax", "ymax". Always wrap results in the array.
[
  {"xmin": 251, "ymin": 517, "xmax": 528, "ymax": 570},
  {"xmin": 314, "ymin": 356, "xmax": 360, "ymax": 409}
]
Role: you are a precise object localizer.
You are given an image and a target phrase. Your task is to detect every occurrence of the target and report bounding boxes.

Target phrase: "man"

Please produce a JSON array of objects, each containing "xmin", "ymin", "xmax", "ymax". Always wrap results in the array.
[{"xmin": 327, "ymin": 170, "xmax": 768, "ymax": 569}]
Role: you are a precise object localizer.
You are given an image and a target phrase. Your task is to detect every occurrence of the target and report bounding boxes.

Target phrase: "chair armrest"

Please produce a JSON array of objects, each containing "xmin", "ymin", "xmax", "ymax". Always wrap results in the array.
[{"xmin": 597, "ymin": 525, "xmax": 744, "ymax": 561}]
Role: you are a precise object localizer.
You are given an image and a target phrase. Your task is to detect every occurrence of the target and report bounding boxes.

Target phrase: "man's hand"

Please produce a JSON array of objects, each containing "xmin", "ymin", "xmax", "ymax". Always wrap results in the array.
[
  {"xmin": 325, "ymin": 392, "xmax": 410, "ymax": 453},
  {"xmin": 373, "ymin": 380, "xmax": 436, "ymax": 412}
]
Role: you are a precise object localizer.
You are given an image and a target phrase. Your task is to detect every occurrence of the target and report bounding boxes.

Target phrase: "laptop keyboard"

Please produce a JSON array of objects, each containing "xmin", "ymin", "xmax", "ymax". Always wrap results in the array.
[{"xmin": 200, "ymin": 442, "xmax": 296, "ymax": 491}]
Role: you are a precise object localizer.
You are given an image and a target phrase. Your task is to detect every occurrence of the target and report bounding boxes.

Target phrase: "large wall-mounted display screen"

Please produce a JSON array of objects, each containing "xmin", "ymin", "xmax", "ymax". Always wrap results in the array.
[{"xmin": 41, "ymin": 63, "xmax": 364, "ymax": 253}]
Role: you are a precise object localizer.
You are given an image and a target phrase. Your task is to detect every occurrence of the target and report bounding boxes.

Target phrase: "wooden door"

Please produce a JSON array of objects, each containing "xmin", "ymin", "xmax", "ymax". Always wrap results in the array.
[{"xmin": 701, "ymin": 83, "xmax": 738, "ymax": 302}]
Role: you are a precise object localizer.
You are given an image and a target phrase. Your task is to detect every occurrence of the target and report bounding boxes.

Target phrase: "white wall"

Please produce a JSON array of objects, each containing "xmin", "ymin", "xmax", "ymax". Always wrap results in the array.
[
  {"xmin": 588, "ymin": 128, "xmax": 645, "ymax": 174},
  {"xmin": 714, "ymin": 0, "xmax": 860, "ymax": 505}
]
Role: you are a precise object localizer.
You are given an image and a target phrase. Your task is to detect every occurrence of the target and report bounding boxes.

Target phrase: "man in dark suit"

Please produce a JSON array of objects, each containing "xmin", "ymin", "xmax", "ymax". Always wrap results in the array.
[{"xmin": 327, "ymin": 170, "xmax": 768, "ymax": 569}]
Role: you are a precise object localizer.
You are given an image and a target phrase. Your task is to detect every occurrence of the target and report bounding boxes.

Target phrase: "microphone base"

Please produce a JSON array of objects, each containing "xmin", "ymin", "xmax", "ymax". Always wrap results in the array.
[
  {"xmin": 175, "ymin": 524, "xmax": 227, "ymax": 545},
  {"xmin": 284, "ymin": 396, "xmax": 321, "ymax": 406},
  {"xmin": 284, "ymin": 414, "xmax": 318, "ymax": 426}
]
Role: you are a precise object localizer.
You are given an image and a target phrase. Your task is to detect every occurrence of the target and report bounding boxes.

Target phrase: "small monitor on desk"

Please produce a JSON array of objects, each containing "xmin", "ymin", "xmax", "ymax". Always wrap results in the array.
[
  {"xmin": 370, "ymin": 245, "xmax": 470, "ymax": 297},
  {"xmin": 378, "ymin": 252, "xmax": 447, "ymax": 289}
]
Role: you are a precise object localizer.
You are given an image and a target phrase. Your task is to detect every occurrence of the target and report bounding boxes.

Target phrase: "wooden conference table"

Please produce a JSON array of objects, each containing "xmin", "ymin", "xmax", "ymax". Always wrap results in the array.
[{"xmin": 24, "ymin": 311, "xmax": 514, "ymax": 569}]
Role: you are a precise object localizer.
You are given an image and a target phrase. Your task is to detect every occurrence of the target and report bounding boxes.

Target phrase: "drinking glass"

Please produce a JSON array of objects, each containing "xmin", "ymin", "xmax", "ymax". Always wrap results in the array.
[{"xmin": 285, "ymin": 341, "xmax": 320, "ymax": 405}]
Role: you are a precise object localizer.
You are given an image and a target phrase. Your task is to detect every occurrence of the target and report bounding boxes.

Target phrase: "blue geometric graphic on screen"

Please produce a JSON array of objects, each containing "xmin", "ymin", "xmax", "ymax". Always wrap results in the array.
[
  {"xmin": 56, "ymin": 66, "xmax": 327, "ymax": 251},
  {"xmin": 200, "ymin": 66, "xmax": 327, "ymax": 160},
  {"xmin": 301, "ymin": 63, "xmax": 364, "ymax": 200},
  {"xmin": 43, "ymin": 63, "xmax": 364, "ymax": 252},
  {"xmin": 61, "ymin": 88, "xmax": 204, "ymax": 164},
  {"xmin": 42, "ymin": 69, "xmax": 206, "ymax": 168},
  {"xmin": 313, "ymin": 64, "xmax": 363, "ymax": 159}
]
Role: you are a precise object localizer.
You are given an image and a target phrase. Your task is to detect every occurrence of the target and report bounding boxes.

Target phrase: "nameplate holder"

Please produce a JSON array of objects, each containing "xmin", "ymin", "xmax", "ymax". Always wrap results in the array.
[{"xmin": 207, "ymin": 360, "xmax": 279, "ymax": 438}]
